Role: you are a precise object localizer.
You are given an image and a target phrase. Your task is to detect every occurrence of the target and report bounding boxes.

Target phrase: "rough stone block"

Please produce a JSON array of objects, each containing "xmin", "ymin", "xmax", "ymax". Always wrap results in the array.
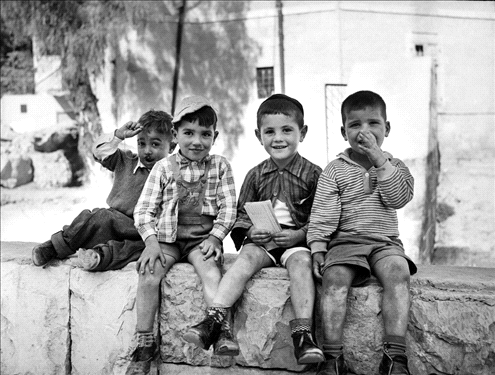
[
  {"xmin": 0, "ymin": 156, "xmax": 34, "ymax": 188},
  {"xmin": 0, "ymin": 242, "xmax": 71, "ymax": 375},
  {"xmin": 31, "ymin": 150, "xmax": 73, "ymax": 188},
  {"xmin": 69, "ymin": 264, "xmax": 139, "ymax": 375}
]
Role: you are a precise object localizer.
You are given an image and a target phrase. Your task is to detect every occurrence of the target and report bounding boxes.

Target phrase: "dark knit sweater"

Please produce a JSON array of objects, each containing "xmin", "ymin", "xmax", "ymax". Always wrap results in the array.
[{"xmin": 98, "ymin": 149, "xmax": 150, "ymax": 218}]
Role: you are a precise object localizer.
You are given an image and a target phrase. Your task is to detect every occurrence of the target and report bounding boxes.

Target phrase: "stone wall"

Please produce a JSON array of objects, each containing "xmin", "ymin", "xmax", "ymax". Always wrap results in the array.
[{"xmin": 1, "ymin": 241, "xmax": 494, "ymax": 375}]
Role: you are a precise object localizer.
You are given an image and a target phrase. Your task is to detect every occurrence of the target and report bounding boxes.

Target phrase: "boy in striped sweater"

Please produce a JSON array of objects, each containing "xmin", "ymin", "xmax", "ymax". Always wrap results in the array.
[{"xmin": 308, "ymin": 91, "xmax": 417, "ymax": 375}]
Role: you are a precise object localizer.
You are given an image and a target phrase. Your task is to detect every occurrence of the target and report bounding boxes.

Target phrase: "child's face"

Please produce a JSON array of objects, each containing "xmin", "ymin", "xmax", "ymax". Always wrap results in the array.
[
  {"xmin": 255, "ymin": 114, "xmax": 307, "ymax": 168},
  {"xmin": 341, "ymin": 106, "xmax": 390, "ymax": 154},
  {"xmin": 174, "ymin": 119, "xmax": 218, "ymax": 161},
  {"xmin": 137, "ymin": 128, "xmax": 171, "ymax": 169}
]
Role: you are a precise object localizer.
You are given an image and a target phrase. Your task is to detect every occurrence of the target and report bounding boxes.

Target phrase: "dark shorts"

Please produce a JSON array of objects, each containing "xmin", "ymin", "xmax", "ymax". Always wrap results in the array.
[
  {"xmin": 159, "ymin": 215, "xmax": 215, "ymax": 262},
  {"xmin": 321, "ymin": 232, "xmax": 417, "ymax": 286}
]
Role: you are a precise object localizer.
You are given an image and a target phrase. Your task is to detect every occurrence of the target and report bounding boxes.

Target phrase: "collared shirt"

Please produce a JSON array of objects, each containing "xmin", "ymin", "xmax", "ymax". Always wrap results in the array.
[
  {"xmin": 308, "ymin": 148, "xmax": 414, "ymax": 254},
  {"xmin": 231, "ymin": 153, "xmax": 322, "ymax": 250},
  {"xmin": 93, "ymin": 132, "xmax": 148, "ymax": 173},
  {"xmin": 134, "ymin": 152, "xmax": 237, "ymax": 243}
]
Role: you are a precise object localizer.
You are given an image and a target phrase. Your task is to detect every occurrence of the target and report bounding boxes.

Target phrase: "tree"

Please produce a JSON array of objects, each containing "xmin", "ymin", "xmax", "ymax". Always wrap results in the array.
[
  {"xmin": 1, "ymin": 0, "xmax": 130, "ymax": 183},
  {"xmin": 1, "ymin": 0, "xmax": 258, "ymax": 179}
]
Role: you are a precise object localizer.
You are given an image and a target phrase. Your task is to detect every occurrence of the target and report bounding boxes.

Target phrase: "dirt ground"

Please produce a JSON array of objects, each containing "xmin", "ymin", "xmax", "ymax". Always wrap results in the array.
[
  {"xmin": 1, "ymin": 182, "xmax": 108, "ymax": 244},
  {"xmin": 0, "ymin": 181, "xmax": 238, "ymax": 252}
]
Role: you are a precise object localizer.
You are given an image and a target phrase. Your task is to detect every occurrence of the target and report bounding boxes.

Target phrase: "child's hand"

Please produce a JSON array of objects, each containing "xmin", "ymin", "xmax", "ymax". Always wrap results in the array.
[
  {"xmin": 115, "ymin": 121, "xmax": 143, "ymax": 140},
  {"xmin": 247, "ymin": 227, "xmax": 272, "ymax": 246},
  {"xmin": 272, "ymin": 228, "xmax": 305, "ymax": 248},
  {"xmin": 356, "ymin": 130, "xmax": 387, "ymax": 167},
  {"xmin": 136, "ymin": 239, "xmax": 166, "ymax": 275},
  {"xmin": 312, "ymin": 252, "xmax": 325, "ymax": 282},
  {"xmin": 199, "ymin": 235, "xmax": 223, "ymax": 264}
]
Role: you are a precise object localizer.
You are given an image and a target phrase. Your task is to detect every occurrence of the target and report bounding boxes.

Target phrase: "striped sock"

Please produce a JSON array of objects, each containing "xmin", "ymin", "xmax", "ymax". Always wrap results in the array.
[
  {"xmin": 322, "ymin": 341, "xmax": 343, "ymax": 358},
  {"xmin": 289, "ymin": 318, "xmax": 312, "ymax": 335},
  {"xmin": 383, "ymin": 335, "xmax": 407, "ymax": 356}
]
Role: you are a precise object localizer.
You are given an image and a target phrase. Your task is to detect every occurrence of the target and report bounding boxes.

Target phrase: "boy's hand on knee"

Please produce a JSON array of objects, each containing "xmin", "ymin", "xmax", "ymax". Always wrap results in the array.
[
  {"xmin": 272, "ymin": 228, "xmax": 304, "ymax": 248},
  {"xmin": 200, "ymin": 235, "xmax": 224, "ymax": 264},
  {"xmin": 312, "ymin": 252, "xmax": 325, "ymax": 282},
  {"xmin": 248, "ymin": 227, "xmax": 272, "ymax": 246},
  {"xmin": 137, "ymin": 237, "xmax": 166, "ymax": 274}
]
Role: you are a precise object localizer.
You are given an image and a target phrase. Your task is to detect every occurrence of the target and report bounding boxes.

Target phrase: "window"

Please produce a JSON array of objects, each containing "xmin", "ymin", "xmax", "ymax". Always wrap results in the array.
[
  {"xmin": 415, "ymin": 44, "xmax": 424, "ymax": 56},
  {"xmin": 256, "ymin": 67, "xmax": 274, "ymax": 99},
  {"xmin": 20, "ymin": 104, "xmax": 27, "ymax": 113}
]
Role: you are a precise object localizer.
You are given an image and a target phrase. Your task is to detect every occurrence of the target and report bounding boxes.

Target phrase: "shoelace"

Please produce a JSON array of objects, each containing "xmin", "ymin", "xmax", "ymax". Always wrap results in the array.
[{"xmin": 220, "ymin": 320, "xmax": 234, "ymax": 339}]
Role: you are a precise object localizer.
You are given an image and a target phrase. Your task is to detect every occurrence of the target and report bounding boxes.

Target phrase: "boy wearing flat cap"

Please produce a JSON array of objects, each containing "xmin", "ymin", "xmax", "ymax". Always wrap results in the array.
[
  {"xmin": 127, "ymin": 96, "xmax": 237, "ymax": 374},
  {"xmin": 184, "ymin": 94, "xmax": 324, "ymax": 365}
]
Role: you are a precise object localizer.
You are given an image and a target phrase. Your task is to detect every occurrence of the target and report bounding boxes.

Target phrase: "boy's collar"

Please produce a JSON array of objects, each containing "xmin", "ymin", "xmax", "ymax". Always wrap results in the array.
[
  {"xmin": 134, "ymin": 159, "xmax": 149, "ymax": 173},
  {"xmin": 262, "ymin": 153, "xmax": 303, "ymax": 175},
  {"xmin": 176, "ymin": 150, "xmax": 211, "ymax": 165}
]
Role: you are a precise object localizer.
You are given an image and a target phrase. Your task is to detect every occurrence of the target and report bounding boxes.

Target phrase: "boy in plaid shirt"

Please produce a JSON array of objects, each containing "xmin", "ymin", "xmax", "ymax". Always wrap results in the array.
[
  {"xmin": 184, "ymin": 94, "xmax": 324, "ymax": 365},
  {"xmin": 128, "ymin": 96, "xmax": 237, "ymax": 374}
]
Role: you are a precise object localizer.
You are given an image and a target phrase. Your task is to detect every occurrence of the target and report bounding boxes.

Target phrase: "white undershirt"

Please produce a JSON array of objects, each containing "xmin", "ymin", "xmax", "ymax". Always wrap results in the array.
[{"xmin": 273, "ymin": 199, "xmax": 295, "ymax": 227}]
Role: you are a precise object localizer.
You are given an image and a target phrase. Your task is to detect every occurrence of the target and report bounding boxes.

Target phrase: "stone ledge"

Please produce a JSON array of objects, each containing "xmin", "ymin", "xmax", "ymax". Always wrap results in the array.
[{"xmin": 1, "ymin": 241, "xmax": 494, "ymax": 375}]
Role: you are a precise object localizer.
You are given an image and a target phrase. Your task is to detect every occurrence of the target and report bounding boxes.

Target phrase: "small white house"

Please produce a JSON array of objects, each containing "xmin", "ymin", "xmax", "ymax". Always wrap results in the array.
[{"xmin": 0, "ymin": 93, "xmax": 76, "ymax": 134}]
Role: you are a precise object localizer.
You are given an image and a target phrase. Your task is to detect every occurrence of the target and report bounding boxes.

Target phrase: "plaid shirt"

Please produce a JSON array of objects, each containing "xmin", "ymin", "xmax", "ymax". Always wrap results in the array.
[
  {"xmin": 134, "ymin": 152, "xmax": 237, "ymax": 243},
  {"xmin": 231, "ymin": 153, "xmax": 322, "ymax": 250}
]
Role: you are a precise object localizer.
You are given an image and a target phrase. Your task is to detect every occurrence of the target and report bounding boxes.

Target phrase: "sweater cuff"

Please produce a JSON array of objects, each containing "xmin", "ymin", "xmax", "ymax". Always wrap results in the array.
[{"xmin": 375, "ymin": 160, "xmax": 395, "ymax": 181}]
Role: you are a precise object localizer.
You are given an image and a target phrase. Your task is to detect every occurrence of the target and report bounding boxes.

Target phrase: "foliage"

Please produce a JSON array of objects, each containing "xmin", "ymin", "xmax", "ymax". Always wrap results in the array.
[
  {"xmin": 1, "ymin": 10, "xmax": 35, "ymax": 95},
  {"xmin": 1, "ymin": 1, "xmax": 258, "ymax": 165}
]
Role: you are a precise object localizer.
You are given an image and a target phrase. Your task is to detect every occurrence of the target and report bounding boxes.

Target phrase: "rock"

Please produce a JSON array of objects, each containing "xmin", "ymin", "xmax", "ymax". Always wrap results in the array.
[
  {"xmin": 31, "ymin": 150, "xmax": 73, "ymax": 187},
  {"xmin": 0, "ymin": 156, "xmax": 34, "ymax": 188},
  {"xmin": 0, "ymin": 242, "xmax": 71, "ymax": 375},
  {"xmin": 1, "ymin": 244, "xmax": 494, "ymax": 375},
  {"xmin": 70, "ymin": 265, "xmax": 139, "ymax": 375}
]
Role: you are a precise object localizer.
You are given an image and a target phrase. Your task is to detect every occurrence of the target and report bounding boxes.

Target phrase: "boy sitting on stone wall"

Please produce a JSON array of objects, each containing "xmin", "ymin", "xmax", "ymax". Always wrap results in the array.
[
  {"xmin": 308, "ymin": 90, "xmax": 417, "ymax": 375},
  {"xmin": 127, "ymin": 96, "xmax": 237, "ymax": 374},
  {"xmin": 184, "ymin": 94, "xmax": 324, "ymax": 365},
  {"xmin": 32, "ymin": 110, "xmax": 174, "ymax": 271}
]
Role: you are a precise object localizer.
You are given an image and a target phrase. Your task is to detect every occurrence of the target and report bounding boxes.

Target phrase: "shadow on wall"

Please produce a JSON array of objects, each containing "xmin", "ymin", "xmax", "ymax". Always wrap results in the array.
[{"xmin": 115, "ymin": 1, "xmax": 259, "ymax": 159}]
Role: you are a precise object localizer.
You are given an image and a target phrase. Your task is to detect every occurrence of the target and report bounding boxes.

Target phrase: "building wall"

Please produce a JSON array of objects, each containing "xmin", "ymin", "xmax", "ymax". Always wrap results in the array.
[
  {"xmin": 0, "ymin": 94, "xmax": 66, "ymax": 133},
  {"xmin": 94, "ymin": 1, "xmax": 494, "ymax": 265},
  {"xmin": 238, "ymin": 1, "xmax": 495, "ymax": 266}
]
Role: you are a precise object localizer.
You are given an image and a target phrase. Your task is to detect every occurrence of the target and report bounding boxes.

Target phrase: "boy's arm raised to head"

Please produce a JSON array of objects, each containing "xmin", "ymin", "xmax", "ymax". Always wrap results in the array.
[
  {"xmin": 93, "ymin": 121, "xmax": 143, "ymax": 167},
  {"xmin": 376, "ymin": 158, "xmax": 414, "ymax": 209},
  {"xmin": 208, "ymin": 157, "xmax": 237, "ymax": 242}
]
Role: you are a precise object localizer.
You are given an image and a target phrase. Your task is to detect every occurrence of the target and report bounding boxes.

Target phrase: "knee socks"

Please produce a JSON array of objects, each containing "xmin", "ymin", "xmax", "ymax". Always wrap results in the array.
[
  {"xmin": 206, "ymin": 306, "xmax": 228, "ymax": 323},
  {"xmin": 289, "ymin": 318, "xmax": 312, "ymax": 335},
  {"xmin": 383, "ymin": 335, "xmax": 407, "ymax": 356},
  {"xmin": 322, "ymin": 341, "xmax": 344, "ymax": 358}
]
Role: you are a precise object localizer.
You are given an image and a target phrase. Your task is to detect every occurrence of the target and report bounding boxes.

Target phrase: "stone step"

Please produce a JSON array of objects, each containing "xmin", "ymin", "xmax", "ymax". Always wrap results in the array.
[{"xmin": 1, "ymin": 241, "xmax": 494, "ymax": 374}]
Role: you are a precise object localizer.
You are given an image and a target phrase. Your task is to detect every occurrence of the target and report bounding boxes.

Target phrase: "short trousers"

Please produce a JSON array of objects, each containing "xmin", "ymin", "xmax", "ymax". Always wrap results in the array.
[
  {"xmin": 159, "ymin": 215, "xmax": 214, "ymax": 262},
  {"xmin": 321, "ymin": 232, "xmax": 417, "ymax": 286},
  {"xmin": 242, "ymin": 242, "xmax": 310, "ymax": 268}
]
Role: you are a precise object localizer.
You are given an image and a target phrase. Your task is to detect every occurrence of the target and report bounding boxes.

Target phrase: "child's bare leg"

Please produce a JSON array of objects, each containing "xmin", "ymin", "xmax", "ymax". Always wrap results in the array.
[
  {"xmin": 285, "ymin": 250, "xmax": 324, "ymax": 364},
  {"xmin": 285, "ymin": 251, "xmax": 315, "ymax": 318},
  {"xmin": 373, "ymin": 256, "xmax": 411, "ymax": 337},
  {"xmin": 183, "ymin": 245, "xmax": 271, "ymax": 352},
  {"xmin": 212, "ymin": 244, "xmax": 272, "ymax": 307},
  {"xmin": 373, "ymin": 255, "xmax": 411, "ymax": 373},
  {"xmin": 188, "ymin": 249, "xmax": 222, "ymax": 306},
  {"xmin": 321, "ymin": 265, "xmax": 355, "ymax": 342},
  {"xmin": 135, "ymin": 252, "xmax": 176, "ymax": 332}
]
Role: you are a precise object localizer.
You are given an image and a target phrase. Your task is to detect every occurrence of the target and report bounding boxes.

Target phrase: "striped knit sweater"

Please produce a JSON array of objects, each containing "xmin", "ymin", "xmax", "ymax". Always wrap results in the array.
[{"xmin": 308, "ymin": 148, "xmax": 414, "ymax": 254}]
